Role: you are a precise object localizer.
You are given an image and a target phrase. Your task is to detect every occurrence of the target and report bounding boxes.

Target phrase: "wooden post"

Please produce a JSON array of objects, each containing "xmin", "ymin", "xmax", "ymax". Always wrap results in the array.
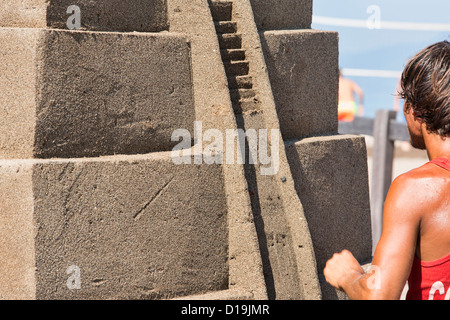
[{"xmin": 370, "ymin": 110, "xmax": 397, "ymax": 252}]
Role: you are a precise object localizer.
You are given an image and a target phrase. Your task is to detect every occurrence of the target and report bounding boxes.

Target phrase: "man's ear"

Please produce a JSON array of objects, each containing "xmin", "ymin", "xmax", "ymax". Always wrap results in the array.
[{"xmin": 411, "ymin": 108, "xmax": 424, "ymax": 122}]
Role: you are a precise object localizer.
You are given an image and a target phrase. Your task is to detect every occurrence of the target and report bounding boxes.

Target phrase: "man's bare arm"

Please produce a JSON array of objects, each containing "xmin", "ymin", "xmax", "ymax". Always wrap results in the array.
[{"xmin": 324, "ymin": 173, "xmax": 422, "ymax": 299}]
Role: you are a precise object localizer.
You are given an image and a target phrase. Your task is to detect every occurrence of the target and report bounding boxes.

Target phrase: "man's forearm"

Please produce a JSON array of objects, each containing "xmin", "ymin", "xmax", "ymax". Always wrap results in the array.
[
  {"xmin": 324, "ymin": 250, "xmax": 379, "ymax": 300},
  {"xmin": 340, "ymin": 271, "xmax": 373, "ymax": 300}
]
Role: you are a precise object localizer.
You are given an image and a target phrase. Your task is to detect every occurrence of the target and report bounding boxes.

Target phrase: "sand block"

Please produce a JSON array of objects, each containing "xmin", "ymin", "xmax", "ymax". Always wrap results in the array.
[
  {"xmin": 261, "ymin": 29, "xmax": 339, "ymax": 140},
  {"xmin": 0, "ymin": 153, "xmax": 228, "ymax": 299},
  {"xmin": 0, "ymin": 0, "xmax": 168, "ymax": 32},
  {"xmin": 0, "ymin": 28, "xmax": 195, "ymax": 159},
  {"xmin": 285, "ymin": 135, "xmax": 372, "ymax": 299},
  {"xmin": 249, "ymin": 0, "xmax": 312, "ymax": 31}
]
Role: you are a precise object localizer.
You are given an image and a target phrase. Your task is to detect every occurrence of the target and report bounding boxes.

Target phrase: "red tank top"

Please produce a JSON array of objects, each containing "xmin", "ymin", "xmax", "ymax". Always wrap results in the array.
[{"xmin": 406, "ymin": 158, "xmax": 450, "ymax": 300}]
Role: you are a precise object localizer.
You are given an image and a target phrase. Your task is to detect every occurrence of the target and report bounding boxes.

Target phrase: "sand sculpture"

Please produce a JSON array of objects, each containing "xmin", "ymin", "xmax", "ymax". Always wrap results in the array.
[{"xmin": 0, "ymin": 0, "xmax": 372, "ymax": 300}]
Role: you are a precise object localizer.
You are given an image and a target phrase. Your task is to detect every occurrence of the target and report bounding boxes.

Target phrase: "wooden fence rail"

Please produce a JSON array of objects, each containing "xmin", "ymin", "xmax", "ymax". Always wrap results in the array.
[{"xmin": 338, "ymin": 110, "xmax": 409, "ymax": 251}]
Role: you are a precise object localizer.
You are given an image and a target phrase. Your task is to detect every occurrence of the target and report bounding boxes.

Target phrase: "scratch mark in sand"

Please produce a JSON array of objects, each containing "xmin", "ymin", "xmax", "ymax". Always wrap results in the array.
[{"xmin": 133, "ymin": 176, "xmax": 174, "ymax": 221}]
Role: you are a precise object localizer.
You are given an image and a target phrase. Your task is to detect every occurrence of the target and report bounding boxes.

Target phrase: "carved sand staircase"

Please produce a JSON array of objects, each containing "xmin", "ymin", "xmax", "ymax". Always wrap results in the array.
[{"xmin": 210, "ymin": 0, "xmax": 261, "ymax": 114}]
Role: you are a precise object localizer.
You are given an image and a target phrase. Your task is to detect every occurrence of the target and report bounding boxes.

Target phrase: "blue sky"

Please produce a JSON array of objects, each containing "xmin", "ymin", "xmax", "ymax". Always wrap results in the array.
[{"xmin": 312, "ymin": 0, "xmax": 450, "ymax": 118}]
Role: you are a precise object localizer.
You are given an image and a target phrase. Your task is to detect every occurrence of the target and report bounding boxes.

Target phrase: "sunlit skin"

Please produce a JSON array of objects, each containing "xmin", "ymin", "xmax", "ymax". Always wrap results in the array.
[{"xmin": 323, "ymin": 102, "xmax": 450, "ymax": 300}]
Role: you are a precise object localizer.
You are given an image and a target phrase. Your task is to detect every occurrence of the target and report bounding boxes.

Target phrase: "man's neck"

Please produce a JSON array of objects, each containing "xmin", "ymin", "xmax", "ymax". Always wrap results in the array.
[{"xmin": 423, "ymin": 130, "xmax": 450, "ymax": 160}]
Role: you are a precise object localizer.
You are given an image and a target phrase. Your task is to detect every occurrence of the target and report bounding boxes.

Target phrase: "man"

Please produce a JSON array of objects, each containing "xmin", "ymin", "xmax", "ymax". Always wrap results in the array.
[
  {"xmin": 338, "ymin": 70, "xmax": 364, "ymax": 122},
  {"xmin": 324, "ymin": 41, "xmax": 450, "ymax": 300}
]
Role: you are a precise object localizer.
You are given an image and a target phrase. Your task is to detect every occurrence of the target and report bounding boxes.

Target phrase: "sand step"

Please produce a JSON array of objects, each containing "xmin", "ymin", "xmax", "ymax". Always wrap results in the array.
[
  {"xmin": 223, "ymin": 60, "xmax": 249, "ymax": 76},
  {"xmin": 227, "ymin": 75, "xmax": 253, "ymax": 89},
  {"xmin": 218, "ymin": 33, "xmax": 242, "ymax": 50},
  {"xmin": 210, "ymin": 1, "xmax": 233, "ymax": 21},
  {"xmin": 214, "ymin": 21, "xmax": 238, "ymax": 34},
  {"xmin": 221, "ymin": 49, "xmax": 246, "ymax": 61},
  {"xmin": 230, "ymin": 89, "xmax": 256, "ymax": 102},
  {"xmin": 232, "ymin": 98, "xmax": 262, "ymax": 114}
]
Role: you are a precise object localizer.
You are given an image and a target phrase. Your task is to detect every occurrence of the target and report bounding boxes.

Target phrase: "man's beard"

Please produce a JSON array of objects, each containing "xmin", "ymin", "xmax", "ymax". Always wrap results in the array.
[{"xmin": 408, "ymin": 129, "xmax": 426, "ymax": 150}]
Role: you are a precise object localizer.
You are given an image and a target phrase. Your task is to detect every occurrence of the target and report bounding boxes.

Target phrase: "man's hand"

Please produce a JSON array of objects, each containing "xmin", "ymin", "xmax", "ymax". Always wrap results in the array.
[{"xmin": 323, "ymin": 250, "xmax": 364, "ymax": 291}]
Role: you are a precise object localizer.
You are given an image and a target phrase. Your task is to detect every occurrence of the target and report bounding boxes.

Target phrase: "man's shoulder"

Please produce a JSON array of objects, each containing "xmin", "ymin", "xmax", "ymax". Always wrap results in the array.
[
  {"xmin": 389, "ymin": 162, "xmax": 449, "ymax": 207},
  {"xmin": 398, "ymin": 161, "xmax": 449, "ymax": 182}
]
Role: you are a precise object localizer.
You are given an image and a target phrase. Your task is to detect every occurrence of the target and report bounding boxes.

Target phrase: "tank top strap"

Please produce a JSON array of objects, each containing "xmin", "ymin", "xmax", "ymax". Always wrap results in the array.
[{"xmin": 428, "ymin": 157, "xmax": 450, "ymax": 171}]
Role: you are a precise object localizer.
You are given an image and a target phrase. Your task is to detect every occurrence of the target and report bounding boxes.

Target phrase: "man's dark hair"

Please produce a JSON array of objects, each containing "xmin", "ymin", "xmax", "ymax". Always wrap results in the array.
[{"xmin": 400, "ymin": 40, "xmax": 450, "ymax": 136}]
